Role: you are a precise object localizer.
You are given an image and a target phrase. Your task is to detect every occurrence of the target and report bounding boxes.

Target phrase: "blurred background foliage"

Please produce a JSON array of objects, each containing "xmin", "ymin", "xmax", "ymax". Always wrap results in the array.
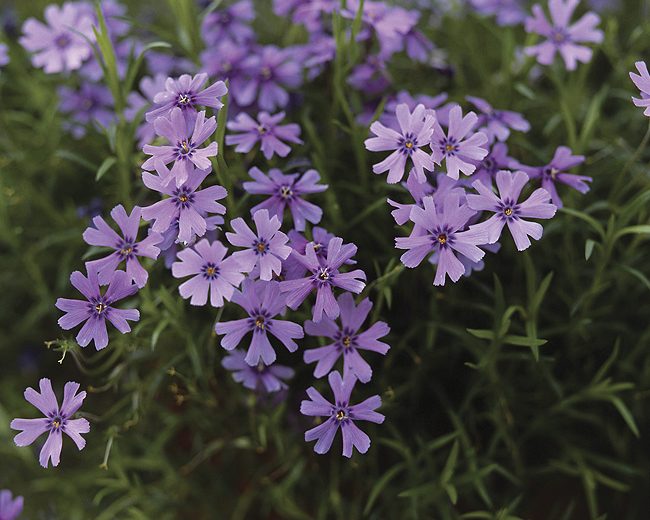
[{"xmin": 2, "ymin": 0, "xmax": 650, "ymax": 518}]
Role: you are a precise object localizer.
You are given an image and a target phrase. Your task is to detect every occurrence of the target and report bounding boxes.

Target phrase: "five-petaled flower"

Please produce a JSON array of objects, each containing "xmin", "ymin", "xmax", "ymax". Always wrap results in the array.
[
  {"xmin": 143, "ymin": 107, "xmax": 218, "ymax": 187},
  {"xmin": 431, "ymin": 105, "xmax": 488, "ymax": 180},
  {"xmin": 524, "ymin": 0, "xmax": 603, "ymax": 71},
  {"xmin": 226, "ymin": 209, "xmax": 292, "ymax": 281},
  {"xmin": 304, "ymin": 293, "xmax": 390, "ymax": 383},
  {"xmin": 300, "ymin": 370, "xmax": 384, "ymax": 457},
  {"xmin": 215, "ymin": 279, "xmax": 304, "ymax": 366},
  {"xmin": 364, "ymin": 103, "xmax": 436, "ymax": 184},
  {"xmin": 468, "ymin": 170, "xmax": 557, "ymax": 251},
  {"xmin": 222, "ymin": 349, "xmax": 295, "ymax": 393},
  {"xmin": 56, "ymin": 268, "xmax": 140, "ymax": 350},
  {"xmin": 243, "ymin": 167, "xmax": 328, "ymax": 231},
  {"xmin": 395, "ymin": 192, "xmax": 489, "ymax": 286},
  {"xmin": 83, "ymin": 204, "xmax": 162, "ymax": 288},
  {"xmin": 171, "ymin": 239, "xmax": 246, "ymax": 307},
  {"xmin": 226, "ymin": 111, "xmax": 302, "ymax": 159},
  {"xmin": 280, "ymin": 237, "xmax": 366, "ymax": 322},
  {"xmin": 11, "ymin": 378, "xmax": 90, "ymax": 468}
]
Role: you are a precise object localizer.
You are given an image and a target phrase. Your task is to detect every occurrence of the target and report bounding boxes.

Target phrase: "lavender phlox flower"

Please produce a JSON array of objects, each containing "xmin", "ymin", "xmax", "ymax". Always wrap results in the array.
[
  {"xmin": 467, "ymin": 170, "xmax": 557, "ymax": 251},
  {"xmin": 304, "ymin": 293, "xmax": 390, "ymax": 383},
  {"xmin": 215, "ymin": 279, "xmax": 303, "ymax": 365},
  {"xmin": 431, "ymin": 105, "xmax": 488, "ymax": 179},
  {"xmin": 11, "ymin": 379, "xmax": 90, "ymax": 468},
  {"xmin": 470, "ymin": 0, "xmax": 527, "ymax": 26},
  {"xmin": 143, "ymin": 107, "xmax": 218, "ymax": 187},
  {"xmin": 226, "ymin": 111, "xmax": 302, "ymax": 159},
  {"xmin": 171, "ymin": 239, "xmax": 245, "ymax": 307},
  {"xmin": 0, "ymin": 490, "xmax": 23, "ymax": 520},
  {"xmin": 511, "ymin": 146, "xmax": 590, "ymax": 207},
  {"xmin": 83, "ymin": 204, "xmax": 162, "ymax": 288},
  {"xmin": 466, "ymin": 96, "xmax": 530, "ymax": 144},
  {"xmin": 348, "ymin": 55, "xmax": 391, "ymax": 96},
  {"xmin": 201, "ymin": 0, "xmax": 255, "ymax": 45},
  {"xmin": 20, "ymin": 2, "xmax": 95, "ymax": 73},
  {"xmin": 284, "ymin": 227, "xmax": 354, "ymax": 280},
  {"xmin": 243, "ymin": 167, "xmax": 328, "ymax": 231},
  {"xmin": 365, "ymin": 103, "xmax": 436, "ymax": 184},
  {"xmin": 141, "ymin": 163, "xmax": 227, "ymax": 244},
  {"xmin": 280, "ymin": 237, "xmax": 366, "ymax": 322},
  {"xmin": 395, "ymin": 192, "xmax": 489, "ymax": 286},
  {"xmin": 301, "ymin": 370, "xmax": 384, "ymax": 457},
  {"xmin": 226, "ymin": 210, "xmax": 292, "ymax": 281},
  {"xmin": 292, "ymin": 33, "xmax": 336, "ymax": 80},
  {"xmin": 55, "ymin": 268, "xmax": 139, "ymax": 350},
  {"xmin": 58, "ymin": 83, "xmax": 115, "ymax": 138},
  {"xmin": 524, "ymin": 0, "xmax": 603, "ymax": 70},
  {"xmin": 222, "ymin": 349, "xmax": 295, "ymax": 392},
  {"xmin": 237, "ymin": 45, "xmax": 302, "ymax": 111},
  {"xmin": 200, "ymin": 38, "xmax": 249, "ymax": 87},
  {"xmin": 470, "ymin": 142, "xmax": 515, "ymax": 186},
  {"xmin": 145, "ymin": 73, "xmax": 227, "ymax": 123},
  {"xmin": 630, "ymin": 61, "xmax": 650, "ymax": 116}
]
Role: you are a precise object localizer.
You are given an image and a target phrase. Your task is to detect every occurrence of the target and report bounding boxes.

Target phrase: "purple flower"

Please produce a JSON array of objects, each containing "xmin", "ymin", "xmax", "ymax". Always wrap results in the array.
[
  {"xmin": 378, "ymin": 91, "xmax": 453, "ymax": 129},
  {"xmin": 243, "ymin": 167, "xmax": 328, "ymax": 231},
  {"xmin": 145, "ymin": 73, "xmax": 227, "ymax": 122},
  {"xmin": 304, "ymin": 293, "xmax": 390, "ymax": 383},
  {"xmin": 511, "ymin": 146, "xmax": 590, "ymax": 207},
  {"xmin": 524, "ymin": 0, "xmax": 603, "ymax": 71},
  {"xmin": 226, "ymin": 111, "xmax": 302, "ymax": 159},
  {"xmin": 431, "ymin": 106, "xmax": 488, "ymax": 180},
  {"xmin": 200, "ymin": 39, "xmax": 249, "ymax": 87},
  {"xmin": 365, "ymin": 103, "xmax": 436, "ymax": 184},
  {"xmin": 471, "ymin": 142, "xmax": 515, "ymax": 186},
  {"xmin": 215, "ymin": 279, "xmax": 303, "ymax": 365},
  {"xmin": 10, "ymin": 378, "xmax": 90, "ymax": 468},
  {"xmin": 19, "ymin": 2, "xmax": 95, "ymax": 73},
  {"xmin": 83, "ymin": 205, "xmax": 163, "ymax": 288},
  {"xmin": 630, "ymin": 61, "xmax": 650, "ymax": 116},
  {"xmin": 468, "ymin": 170, "xmax": 557, "ymax": 251},
  {"xmin": 395, "ymin": 192, "xmax": 489, "ymax": 286},
  {"xmin": 141, "ymin": 164, "xmax": 227, "ymax": 244},
  {"xmin": 171, "ymin": 239, "xmax": 245, "ymax": 307},
  {"xmin": 226, "ymin": 209, "xmax": 292, "ymax": 281},
  {"xmin": 222, "ymin": 349, "xmax": 295, "ymax": 392},
  {"xmin": 0, "ymin": 490, "xmax": 23, "ymax": 520},
  {"xmin": 55, "ymin": 269, "xmax": 139, "ymax": 350},
  {"xmin": 279, "ymin": 237, "xmax": 366, "ymax": 322},
  {"xmin": 470, "ymin": 0, "xmax": 527, "ymax": 26},
  {"xmin": 201, "ymin": 0, "xmax": 255, "ymax": 45},
  {"xmin": 143, "ymin": 108, "xmax": 218, "ymax": 187},
  {"xmin": 466, "ymin": 96, "xmax": 530, "ymax": 144},
  {"xmin": 348, "ymin": 55, "xmax": 391, "ymax": 95},
  {"xmin": 58, "ymin": 83, "xmax": 115, "ymax": 138},
  {"xmin": 284, "ymin": 226, "xmax": 350, "ymax": 280},
  {"xmin": 300, "ymin": 370, "xmax": 384, "ymax": 457},
  {"xmin": 237, "ymin": 45, "xmax": 302, "ymax": 110},
  {"xmin": 0, "ymin": 43, "xmax": 9, "ymax": 67}
]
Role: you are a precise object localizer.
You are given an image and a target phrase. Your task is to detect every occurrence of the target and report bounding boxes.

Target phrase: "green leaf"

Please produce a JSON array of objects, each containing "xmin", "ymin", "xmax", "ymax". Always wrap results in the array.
[
  {"xmin": 585, "ymin": 239, "xmax": 596, "ymax": 260},
  {"xmin": 96, "ymin": 157, "xmax": 117, "ymax": 181},
  {"xmin": 614, "ymin": 225, "xmax": 650, "ymax": 240},
  {"xmin": 619, "ymin": 264, "xmax": 650, "ymax": 290},
  {"xmin": 363, "ymin": 464, "xmax": 404, "ymax": 515},
  {"xmin": 608, "ymin": 396, "xmax": 640, "ymax": 438}
]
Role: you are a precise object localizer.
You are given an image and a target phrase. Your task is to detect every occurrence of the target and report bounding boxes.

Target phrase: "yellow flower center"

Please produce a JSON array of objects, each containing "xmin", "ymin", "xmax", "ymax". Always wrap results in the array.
[
  {"xmin": 255, "ymin": 317, "xmax": 265, "ymax": 329},
  {"xmin": 257, "ymin": 242, "xmax": 267, "ymax": 253},
  {"xmin": 336, "ymin": 410, "xmax": 346, "ymax": 421},
  {"xmin": 95, "ymin": 303, "xmax": 106, "ymax": 314},
  {"xmin": 343, "ymin": 336, "xmax": 352, "ymax": 348},
  {"xmin": 504, "ymin": 208, "xmax": 513, "ymax": 216},
  {"xmin": 179, "ymin": 194, "xmax": 189, "ymax": 203},
  {"xmin": 437, "ymin": 234, "xmax": 447, "ymax": 245},
  {"xmin": 206, "ymin": 266, "xmax": 217, "ymax": 277},
  {"xmin": 445, "ymin": 144, "xmax": 454, "ymax": 152}
]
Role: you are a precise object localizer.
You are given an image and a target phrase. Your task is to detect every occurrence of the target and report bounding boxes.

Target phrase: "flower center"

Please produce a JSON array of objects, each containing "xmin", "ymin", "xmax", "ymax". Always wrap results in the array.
[
  {"xmin": 255, "ymin": 316, "xmax": 266, "ymax": 329},
  {"xmin": 335, "ymin": 410, "xmax": 347, "ymax": 421},
  {"xmin": 178, "ymin": 193, "xmax": 189, "ymax": 203},
  {"xmin": 180, "ymin": 140, "xmax": 191, "ymax": 154},
  {"xmin": 257, "ymin": 124, "xmax": 268, "ymax": 135},
  {"xmin": 280, "ymin": 185, "xmax": 293, "ymax": 199},
  {"xmin": 55, "ymin": 33, "xmax": 71, "ymax": 48},
  {"xmin": 504, "ymin": 208, "xmax": 513, "ymax": 216},
  {"xmin": 261, "ymin": 66, "xmax": 272, "ymax": 80},
  {"xmin": 317, "ymin": 267, "xmax": 330, "ymax": 281},
  {"xmin": 95, "ymin": 303, "xmax": 106, "ymax": 314},
  {"xmin": 203, "ymin": 263, "xmax": 219, "ymax": 279},
  {"xmin": 51, "ymin": 416, "xmax": 63, "ymax": 430},
  {"xmin": 437, "ymin": 233, "xmax": 448, "ymax": 245},
  {"xmin": 342, "ymin": 336, "xmax": 352, "ymax": 348},
  {"xmin": 445, "ymin": 144, "xmax": 454, "ymax": 152},
  {"xmin": 551, "ymin": 28, "xmax": 568, "ymax": 44},
  {"xmin": 178, "ymin": 93, "xmax": 191, "ymax": 105}
]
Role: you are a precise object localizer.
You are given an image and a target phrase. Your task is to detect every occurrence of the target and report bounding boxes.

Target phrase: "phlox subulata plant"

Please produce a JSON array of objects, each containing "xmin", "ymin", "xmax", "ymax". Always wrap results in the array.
[{"xmin": 2, "ymin": 0, "xmax": 650, "ymax": 518}]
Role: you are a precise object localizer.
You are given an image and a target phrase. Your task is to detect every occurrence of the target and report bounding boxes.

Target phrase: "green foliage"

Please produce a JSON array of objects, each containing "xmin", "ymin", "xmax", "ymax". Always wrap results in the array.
[{"xmin": 2, "ymin": 0, "xmax": 650, "ymax": 518}]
